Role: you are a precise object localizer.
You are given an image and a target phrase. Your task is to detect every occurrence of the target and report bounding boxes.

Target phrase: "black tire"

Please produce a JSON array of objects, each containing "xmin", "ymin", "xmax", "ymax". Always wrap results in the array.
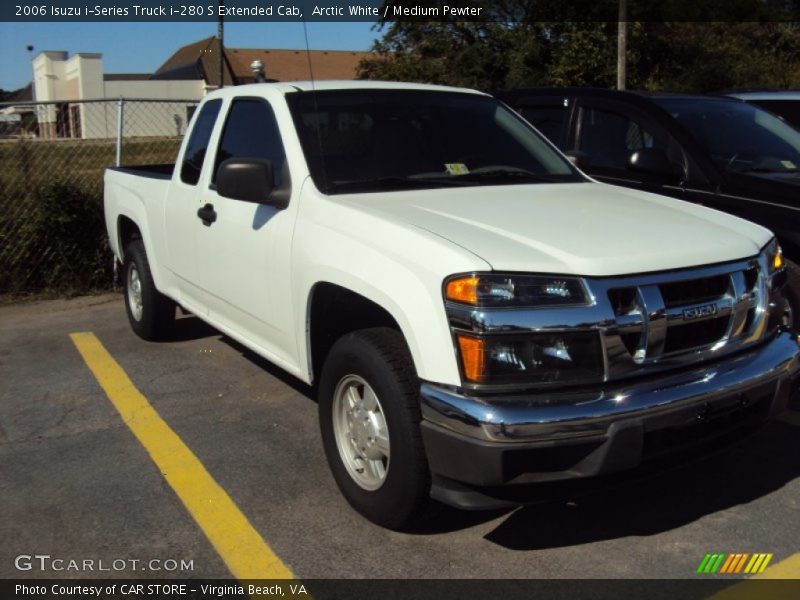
[
  {"xmin": 123, "ymin": 240, "xmax": 175, "ymax": 341},
  {"xmin": 783, "ymin": 259, "xmax": 800, "ymax": 331},
  {"xmin": 318, "ymin": 327, "xmax": 431, "ymax": 529}
]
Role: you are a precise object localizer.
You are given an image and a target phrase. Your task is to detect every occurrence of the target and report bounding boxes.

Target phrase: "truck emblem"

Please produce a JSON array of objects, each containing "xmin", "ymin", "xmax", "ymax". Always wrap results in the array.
[{"xmin": 682, "ymin": 303, "xmax": 718, "ymax": 320}]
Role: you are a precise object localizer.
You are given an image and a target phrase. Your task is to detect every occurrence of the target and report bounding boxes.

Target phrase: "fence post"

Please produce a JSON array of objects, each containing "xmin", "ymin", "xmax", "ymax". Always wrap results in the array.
[{"xmin": 115, "ymin": 98, "xmax": 124, "ymax": 167}]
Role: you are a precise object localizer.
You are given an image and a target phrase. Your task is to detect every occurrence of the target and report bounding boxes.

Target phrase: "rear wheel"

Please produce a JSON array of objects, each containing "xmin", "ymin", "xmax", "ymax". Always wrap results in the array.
[
  {"xmin": 318, "ymin": 327, "xmax": 430, "ymax": 529},
  {"xmin": 123, "ymin": 240, "xmax": 175, "ymax": 340}
]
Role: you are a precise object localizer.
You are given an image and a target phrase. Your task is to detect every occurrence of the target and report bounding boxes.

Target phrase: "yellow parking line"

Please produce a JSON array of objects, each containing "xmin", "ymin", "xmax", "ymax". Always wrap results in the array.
[
  {"xmin": 709, "ymin": 552, "xmax": 800, "ymax": 600},
  {"xmin": 751, "ymin": 552, "xmax": 800, "ymax": 579},
  {"xmin": 70, "ymin": 332, "xmax": 294, "ymax": 580}
]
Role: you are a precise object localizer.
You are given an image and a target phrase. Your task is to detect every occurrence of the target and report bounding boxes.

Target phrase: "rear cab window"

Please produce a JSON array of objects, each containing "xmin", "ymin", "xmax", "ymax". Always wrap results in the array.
[{"xmin": 180, "ymin": 99, "xmax": 222, "ymax": 186}]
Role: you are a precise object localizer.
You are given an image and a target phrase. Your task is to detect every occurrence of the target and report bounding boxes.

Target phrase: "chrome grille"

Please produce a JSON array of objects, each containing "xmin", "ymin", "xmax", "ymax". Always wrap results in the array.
[
  {"xmin": 593, "ymin": 257, "xmax": 767, "ymax": 379},
  {"xmin": 659, "ymin": 274, "xmax": 729, "ymax": 308},
  {"xmin": 662, "ymin": 318, "xmax": 729, "ymax": 354}
]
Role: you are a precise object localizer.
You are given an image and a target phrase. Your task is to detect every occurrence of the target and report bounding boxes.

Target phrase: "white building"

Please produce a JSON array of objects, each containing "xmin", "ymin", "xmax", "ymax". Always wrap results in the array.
[{"xmin": 30, "ymin": 51, "xmax": 204, "ymax": 139}]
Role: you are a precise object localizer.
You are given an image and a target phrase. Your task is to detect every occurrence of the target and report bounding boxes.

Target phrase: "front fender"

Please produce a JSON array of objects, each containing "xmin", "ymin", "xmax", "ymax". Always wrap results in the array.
[
  {"xmin": 300, "ymin": 265, "xmax": 458, "ymax": 385},
  {"xmin": 292, "ymin": 195, "xmax": 489, "ymax": 386}
]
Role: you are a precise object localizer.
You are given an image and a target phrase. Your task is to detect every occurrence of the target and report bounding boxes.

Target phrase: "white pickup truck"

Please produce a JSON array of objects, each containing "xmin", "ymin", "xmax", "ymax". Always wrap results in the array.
[{"xmin": 105, "ymin": 81, "xmax": 800, "ymax": 529}]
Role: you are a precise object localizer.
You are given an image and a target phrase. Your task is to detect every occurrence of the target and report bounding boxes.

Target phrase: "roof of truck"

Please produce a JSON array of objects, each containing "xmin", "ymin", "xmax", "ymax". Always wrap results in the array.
[
  {"xmin": 205, "ymin": 80, "xmax": 487, "ymax": 98},
  {"xmin": 286, "ymin": 80, "xmax": 483, "ymax": 94}
]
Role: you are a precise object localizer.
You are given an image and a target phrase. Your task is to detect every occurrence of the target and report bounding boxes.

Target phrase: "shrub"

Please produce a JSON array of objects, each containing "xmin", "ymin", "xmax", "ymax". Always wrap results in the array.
[{"xmin": 0, "ymin": 177, "xmax": 113, "ymax": 295}]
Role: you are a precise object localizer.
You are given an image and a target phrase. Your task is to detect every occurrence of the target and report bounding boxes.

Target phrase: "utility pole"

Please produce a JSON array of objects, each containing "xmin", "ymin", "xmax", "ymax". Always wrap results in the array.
[
  {"xmin": 217, "ymin": 0, "xmax": 225, "ymax": 88},
  {"xmin": 27, "ymin": 45, "xmax": 35, "ymax": 100},
  {"xmin": 617, "ymin": 0, "xmax": 627, "ymax": 90}
]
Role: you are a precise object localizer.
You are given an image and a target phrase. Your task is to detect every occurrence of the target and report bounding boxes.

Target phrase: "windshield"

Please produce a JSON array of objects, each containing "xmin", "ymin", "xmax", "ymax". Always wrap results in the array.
[
  {"xmin": 653, "ymin": 97, "xmax": 800, "ymax": 174},
  {"xmin": 286, "ymin": 90, "xmax": 584, "ymax": 194}
]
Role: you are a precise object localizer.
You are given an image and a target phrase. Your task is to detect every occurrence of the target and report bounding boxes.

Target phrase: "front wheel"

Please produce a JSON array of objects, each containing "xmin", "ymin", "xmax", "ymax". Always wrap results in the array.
[{"xmin": 318, "ymin": 327, "xmax": 430, "ymax": 529}]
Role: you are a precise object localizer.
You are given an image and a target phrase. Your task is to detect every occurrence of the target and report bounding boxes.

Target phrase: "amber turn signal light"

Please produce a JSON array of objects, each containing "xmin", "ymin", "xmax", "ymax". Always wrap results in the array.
[
  {"xmin": 773, "ymin": 248, "xmax": 784, "ymax": 271},
  {"xmin": 446, "ymin": 276, "xmax": 480, "ymax": 304},
  {"xmin": 457, "ymin": 334, "xmax": 486, "ymax": 382}
]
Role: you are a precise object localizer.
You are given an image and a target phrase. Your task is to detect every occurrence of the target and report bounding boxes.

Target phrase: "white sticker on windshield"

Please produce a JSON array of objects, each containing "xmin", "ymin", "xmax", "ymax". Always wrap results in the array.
[
  {"xmin": 445, "ymin": 163, "xmax": 469, "ymax": 175},
  {"xmin": 781, "ymin": 160, "xmax": 797, "ymax": 170}
]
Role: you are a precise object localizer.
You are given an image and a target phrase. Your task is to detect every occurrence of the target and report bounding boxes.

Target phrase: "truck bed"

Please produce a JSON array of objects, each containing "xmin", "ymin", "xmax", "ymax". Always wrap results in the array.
[
  {"xmin": 104, "ymin": 164, "xmax": 175, "ymax": 265},
  {"xmin": 108, "ymin": 163, "xmax": 175, "ymax": 180}
]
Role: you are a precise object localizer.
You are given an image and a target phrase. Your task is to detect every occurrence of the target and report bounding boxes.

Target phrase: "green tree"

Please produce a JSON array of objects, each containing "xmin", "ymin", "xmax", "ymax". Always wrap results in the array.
[
  {"xmin": 0, "ymin": 87, "xmax": 24, "ymax": 102},
  {"xmin": 647, "ymin": 22, "xmax": 800, "ymax": 92},
  {"xmin": 360, "ymin": 16, "xmax": 800, "ymax": 93},
  {"xmin": 359, "ymin": 21, "xmax": 551, "ymax": 89}
]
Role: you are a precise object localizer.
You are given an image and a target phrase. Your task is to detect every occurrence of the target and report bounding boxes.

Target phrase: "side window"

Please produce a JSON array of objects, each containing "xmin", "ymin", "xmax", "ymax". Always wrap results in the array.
[
  {"xmin": 180, "ymin": 99, "xmax": 222, "ymax": 185},
  {"xmin": 577, "ymin": 106, "xmax": 666, "ymax": 170},
  {"xmin": 518, "ymin": 103, "xmax": 570, "ymax": 150},
  {"xmin": 213, "ymin": 99, "xmax": 286, "ymax": 186}
]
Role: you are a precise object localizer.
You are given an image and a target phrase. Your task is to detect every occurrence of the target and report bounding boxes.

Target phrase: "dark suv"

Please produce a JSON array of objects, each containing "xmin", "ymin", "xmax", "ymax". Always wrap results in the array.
[{"xmin": 496, "ymin": 88, "xmax": 800, "ymax": 325}]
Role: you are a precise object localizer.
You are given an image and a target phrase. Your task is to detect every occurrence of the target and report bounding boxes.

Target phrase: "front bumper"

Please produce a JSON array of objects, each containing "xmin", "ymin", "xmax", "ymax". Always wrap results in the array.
[{"xmin": 420, "ymin": 330, "xmax": 800, "ymax": 509}]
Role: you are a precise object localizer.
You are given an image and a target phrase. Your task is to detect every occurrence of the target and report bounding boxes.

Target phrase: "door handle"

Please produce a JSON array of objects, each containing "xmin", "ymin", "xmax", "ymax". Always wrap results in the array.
[{"xmin": 197, "ymin": 203, "xmax": 217, "ymax": 225}]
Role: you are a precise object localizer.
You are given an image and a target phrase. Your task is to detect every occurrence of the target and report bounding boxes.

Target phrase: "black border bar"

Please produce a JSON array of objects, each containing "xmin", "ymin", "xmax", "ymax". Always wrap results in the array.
[{"xmin": 4, "ymin": 0, "xmax": 800, "ymax": 22}]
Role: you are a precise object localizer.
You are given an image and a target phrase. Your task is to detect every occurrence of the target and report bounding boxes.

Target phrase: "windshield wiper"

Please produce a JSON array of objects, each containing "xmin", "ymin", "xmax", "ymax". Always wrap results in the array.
[
  {"xmin": 325, "ymin": 169, "xmax": 572, "ymax": 193},
  {"xmin": 326, "ymin": 176, "xmax": 468, "ymax": 193},
  {"xmin": 452, "ymin": 168, "xmax": 567, "ymax": 184}
]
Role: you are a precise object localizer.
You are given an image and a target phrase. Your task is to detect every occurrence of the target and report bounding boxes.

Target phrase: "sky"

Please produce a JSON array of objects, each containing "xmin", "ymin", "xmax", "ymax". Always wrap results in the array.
[{"xmin": 0, "ymin": 21, "xmax": 383, "ymax": 90}]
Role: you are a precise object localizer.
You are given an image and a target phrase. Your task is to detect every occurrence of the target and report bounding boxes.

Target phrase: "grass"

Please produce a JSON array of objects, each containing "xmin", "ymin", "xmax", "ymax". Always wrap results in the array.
[{"xmin": 0, "ymin": 137, "xmax": 182, "ymax": 195}]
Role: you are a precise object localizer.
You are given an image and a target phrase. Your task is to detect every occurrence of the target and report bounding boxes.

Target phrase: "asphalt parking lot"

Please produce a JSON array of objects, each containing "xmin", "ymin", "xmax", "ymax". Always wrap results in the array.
[{"xmin": 1, "ymin": 293, "xmax": 800, "ymax": 580}]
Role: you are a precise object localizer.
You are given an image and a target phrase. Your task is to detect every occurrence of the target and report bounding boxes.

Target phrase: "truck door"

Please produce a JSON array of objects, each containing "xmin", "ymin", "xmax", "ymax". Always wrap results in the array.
[
  {"xmin": 193, "ymin": 97, "xmax": 298, "ymax": 366},
  {"xmin": 164, "ymin": 98, "xmax": 222, "ymax": 313}
]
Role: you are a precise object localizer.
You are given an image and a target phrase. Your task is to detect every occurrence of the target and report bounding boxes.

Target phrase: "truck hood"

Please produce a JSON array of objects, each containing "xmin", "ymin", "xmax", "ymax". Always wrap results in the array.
[{"xmin": 337, "ymin": 182, "xmax": 772, "ymax": 276}]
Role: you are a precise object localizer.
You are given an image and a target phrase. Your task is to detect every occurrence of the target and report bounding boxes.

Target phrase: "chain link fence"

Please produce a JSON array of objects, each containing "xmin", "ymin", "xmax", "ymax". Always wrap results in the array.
[{"xmin": 0, "ymin": 98, "xmax": 199, "ymax": 297}]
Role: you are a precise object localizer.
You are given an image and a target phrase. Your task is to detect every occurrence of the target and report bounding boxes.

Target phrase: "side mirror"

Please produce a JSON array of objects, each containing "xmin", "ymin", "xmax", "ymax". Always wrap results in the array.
[
  {"xmin": 565, "ymin": 150, "xmax": 590, "ymax": 170},
  {"xmin": 627, "ymin": 148, "xmax": 676, "ymax": 177},
  {"xmin": 216, "ymin": 158, "xmax": 275, "ymax": 204}
]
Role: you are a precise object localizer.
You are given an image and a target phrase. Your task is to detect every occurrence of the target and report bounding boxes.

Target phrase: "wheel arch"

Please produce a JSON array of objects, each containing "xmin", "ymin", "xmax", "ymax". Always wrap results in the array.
[
  {"xmin": 306, "ymin": 282, "xmax": 408, "ymax": 384},
  {"xmin": 117, "ymin": 215, "xmax": 142, "ymax": 260}
]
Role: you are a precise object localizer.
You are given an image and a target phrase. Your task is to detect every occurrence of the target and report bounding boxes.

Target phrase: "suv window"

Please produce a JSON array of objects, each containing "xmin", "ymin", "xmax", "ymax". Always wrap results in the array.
[
  {"xmin": 213, "ymin": 98, "xmax": 286, "ymax": 185},
  {"xmin": 655, "ymin": 97, "xmax": 800, "ymax": 174},
  {"xmin": 747, "ymin": 99, "xmax": 800, "ymax": 130},
  {"xmin": 577, "ymin": 106, "xmax": 666, "ymax": 170},
  {"xmin": 518, "ymin": 102, "xmax": 570, "ymax": 149},
  {"xmin": 180, "ymin": 99, "xmax": 222, "ymax": 186}
]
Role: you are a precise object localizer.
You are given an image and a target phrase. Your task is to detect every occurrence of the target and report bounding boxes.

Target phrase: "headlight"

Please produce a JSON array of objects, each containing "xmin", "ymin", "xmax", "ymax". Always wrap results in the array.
[
  {"xmin": 764, "ymin": 238, "xmax": 784, "ymax": 273},
  {"xmin": 445, "ymin": 273, "xmax": 589, "ymax": 307},
  {"xmin": 455, "ymin": 331, "xmax": 604, "ymax": 385}
]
